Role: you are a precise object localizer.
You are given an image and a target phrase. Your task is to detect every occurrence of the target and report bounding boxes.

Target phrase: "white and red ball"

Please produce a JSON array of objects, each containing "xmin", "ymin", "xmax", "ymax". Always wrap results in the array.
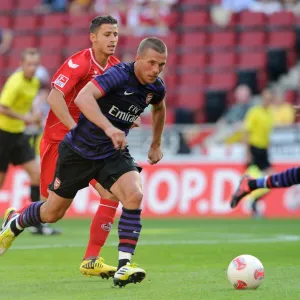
[{"xmin": 227, "ymin": 254, "xmax": 264, "ymax": 290}]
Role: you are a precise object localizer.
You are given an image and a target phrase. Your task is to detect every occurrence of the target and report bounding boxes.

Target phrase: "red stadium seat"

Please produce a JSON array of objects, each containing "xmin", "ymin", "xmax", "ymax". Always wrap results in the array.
[
  {"xmin": 0, "ymin": 16, "xmax": 12, "ymax": 28},
  {"xmin": 268, "ymin": 31, "xmax": 295, "ymax": 49},
  {"xmin": 40, "ymin": 14, "xmax": 66, "ymax": 33},
  {"xmin": 40, "ymin": 54, "xmax": 63, "ymax": 75},
  {"xmin": 239, "ymin": 11, "xmax": 266, "ymax": 30},
  {"xmin": 180, "ymin": 32, "xmax": 206, "ymax": 51},
  {"xmin": 39, "ymin": 35, "xmax": 65, "ymax": 53},
  {"xmin": 239, "ymin": 31, "xmax": 266, "ymax": 50},
  {"xmin": 179, "ymin": 73, "xmax": 206, "ymax": 87},
  {"xmin": 13, "ymin": 15, "xmax": 38, "ymax": 33},
  {"xmin": 16, "ymin": 0, "xmax": 40, "ymax": 12},
  {"xmin": 268, "ymin": 11, "xmax": 294, "ymax": 29},
  {"xmin": 7, "ymin": 55, "xmax": 21, "ymax": 71},
  {"xmin": 207, "ymin": 72, "xmax": 236, "ymax": 90},
  {"xmin": 208, "ymin": 31, "xmax": 236, "ymax": 50},
  {"xmin": 67, "ymin": 14, "xmax": 94, "ymax": 32},
  {"xmin": 182, "ymin": 11, "xmax": 209, "ymax": 29},
  {"xmin": 181, "ymin": 0, "xmax": 210, "ymax": 5},
  {"xmin": 208, "ymin": 52, "xmax": 236, "ymax": 70},
  {"xmin": 0, "ymin": 2, "xmax": 14, "ymax": 14},
  {"xmin": 238, "ymin": 52, "xmax": 266, "ymax": 69},
  {"xmin": 177, "ymin": 91, "xmax": 205, "ymax": 110},
  {"xmin": 12, "ymin": 36, "xmax": 37, "ymax": 51},
  {"xmin": 180, "ymin": 53, "xmax": 206, "ymax": 71},
  {"xmin": 65, "ymin": 34, "xmax": 90, "ymax": 54}
]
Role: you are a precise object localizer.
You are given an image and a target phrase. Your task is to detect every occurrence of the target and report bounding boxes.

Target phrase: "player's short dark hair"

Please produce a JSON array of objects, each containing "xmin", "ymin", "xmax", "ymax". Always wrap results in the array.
[
  {"xmin": 137, "ymin": 37, "xmax": 167, "ymax": 56},
  {"xmin": 21, "ymin": 48, "xmax": 40, "ymax": 61},
  {"xmin": 90, "ymin": 15, "xmax": 118, "ymax": 33}
]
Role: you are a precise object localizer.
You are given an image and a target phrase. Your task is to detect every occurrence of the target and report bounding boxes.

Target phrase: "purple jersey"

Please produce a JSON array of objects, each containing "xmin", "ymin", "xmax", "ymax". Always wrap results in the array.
[{"xmin": 64, "ymin": 62, "xmax": 166, "ymax": 160}]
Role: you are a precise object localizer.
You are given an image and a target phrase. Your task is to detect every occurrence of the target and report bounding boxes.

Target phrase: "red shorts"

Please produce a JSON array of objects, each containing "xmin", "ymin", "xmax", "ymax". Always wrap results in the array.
[{"xmin": 39, "ymin": 137, "xmax": 97, "ymax": 198}]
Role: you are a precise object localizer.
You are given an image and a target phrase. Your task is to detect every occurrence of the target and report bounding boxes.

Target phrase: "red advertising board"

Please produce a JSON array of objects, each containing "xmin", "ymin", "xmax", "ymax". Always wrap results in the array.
[{"xmin": 1, "ymin": 163, "xmax": 300, "ymax": 218}]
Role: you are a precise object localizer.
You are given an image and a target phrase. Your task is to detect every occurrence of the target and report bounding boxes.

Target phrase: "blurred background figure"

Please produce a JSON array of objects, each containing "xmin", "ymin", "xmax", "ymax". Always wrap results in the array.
[{"xmin": 0, "ymin": 28, "xmax": 13, "ymax": 55}]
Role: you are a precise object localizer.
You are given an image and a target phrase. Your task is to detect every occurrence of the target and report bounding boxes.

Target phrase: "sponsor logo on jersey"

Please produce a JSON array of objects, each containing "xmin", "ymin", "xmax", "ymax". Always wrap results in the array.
[
  {"xmin": 101, "ymin": 222, "xmax": 112, "ymax": 232},
  {"xmin": 54, "ymin": 74, "xmax": 69, "ymax": 88},
  {"xmin": 68, "ymin": 59, "xmax": 79, "ymax": 69},
  {"xmin": 54, "ymin": 177, "xmax": 61, "ymax": 190},
  {"xmin": 146, "ymin": 93, "xmax": 153, "ymax": 104},
  {"xmin": 124, "ymin": 90, "xmax": 134, "ymax": 96},
  {"xmin": 108, "ymin": 105, "xmax": 140, "ymax": 122}
]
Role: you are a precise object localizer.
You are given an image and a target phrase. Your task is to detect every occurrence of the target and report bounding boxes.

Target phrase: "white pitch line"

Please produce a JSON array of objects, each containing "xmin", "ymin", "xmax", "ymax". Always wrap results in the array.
[{"xmin": 10, "ymin": 235, "xmax": 300, "ymax": 251}]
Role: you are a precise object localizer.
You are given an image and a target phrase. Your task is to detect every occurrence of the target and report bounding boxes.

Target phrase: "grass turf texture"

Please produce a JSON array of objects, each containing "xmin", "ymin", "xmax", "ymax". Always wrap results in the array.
[{"xmin": 0, "ymin": 219, "xmax": 300, "ymax": 300}]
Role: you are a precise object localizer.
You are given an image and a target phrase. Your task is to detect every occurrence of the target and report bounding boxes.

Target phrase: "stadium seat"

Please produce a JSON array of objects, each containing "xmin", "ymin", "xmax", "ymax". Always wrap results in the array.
[
  {"xmin": 0, "ymin": 2, "xmax": 14, "ymax": 15},
  {"xmin": 0, "ymin": 16, "xmax": 11, "ymax": 28},
  {"xmin": 39, "ymin": 35, "xmax": 65, "ymax": 54},
  {"xmin": 239, "ymin": 31, "xmax": 266, "ymax": 50},
  {"xmin": 13, "ymin": 15, "xmax": 39, "ymax": 34},
  {"xmin": 177, "ymin": 91, "xmax": 205, "ymax": 110},
  {"xmin": 40, "ymin": 54, "xmax": 63, "ymax": 75},
  {"xmin": 238, "ymin": 11, "xmax": 266, "ymax": 30},
  {"xmin": 7, "ymin": 55, "xmax": 21, "ymax": 72},
  {"xmin": 65, "ymin": 34, "xmax": 90, "ymax": 54},
  {"xmin": 180, "ymin": 32, "xmax": 206, "ymax": 51},
  {"xmin": 40, "ymin": 14, "xmax": 66, "ymax": 33},
  {"xmin": 268, "ymin": 31, "xmax": 295, "ymax": 49},
  {"xmin": 181, "ymin": 0, "xmax": 210, "ymax": 5},
  {"xmin": 238, "ymin": 52, "xmax": 266, "ymax": 70},
  {"xmin": 16, "ymin": 0, "xmax": 40, "ymax": 13},
  {"xmin": 208, "ymin": 31, "xmax": 236, "ymax": 50},
  {"xmin": 67, "ymin": 14, "xmax": 94, "ymax": 32},
  {"xmin": 180, "ymin": 53, "xmax": 206, "ymax": 71},
  {"xmin": 207, "ymin": 72, "xmax": 236, "ymax": 91},
  {"xmin": 12, "ymin": 36, "xmax": 37, "ymax": 52},
  {"xmin": 182, "ymin": 11, "xmax": 209, "ymax": 30},
  {"xmin": 208, "ymin": 52, "xmax": 236, "ymax": 71},
  {"xmin": 268, "ymin": 11, "xmax": 294, "ymax": 29},
  {"xmin": 179, "ymin": 72, "xmax": 206, "ymax": 87}
]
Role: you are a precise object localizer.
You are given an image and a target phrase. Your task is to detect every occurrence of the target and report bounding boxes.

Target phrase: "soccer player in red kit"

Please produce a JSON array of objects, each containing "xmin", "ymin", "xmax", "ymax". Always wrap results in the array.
[{"xmin": 41, "ymin": 16, "xmax": 120, "ymax": 278}]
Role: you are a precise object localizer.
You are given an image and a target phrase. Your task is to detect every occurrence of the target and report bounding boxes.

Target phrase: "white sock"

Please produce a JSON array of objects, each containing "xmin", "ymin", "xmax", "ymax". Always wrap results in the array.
[
  {"xmin": 119, "ymin": 251, "xmax": 132, "ymax": 261},
  {"xmin": 15, "ymin": 218, "xmax": 24, "ymax": 230}
]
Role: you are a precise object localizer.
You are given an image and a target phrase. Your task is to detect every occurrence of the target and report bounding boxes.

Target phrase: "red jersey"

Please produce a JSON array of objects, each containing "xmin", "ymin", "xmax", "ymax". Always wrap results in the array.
[{"xmin": 43, "ymin": 48, "xmax": 120, "ymax": 142}]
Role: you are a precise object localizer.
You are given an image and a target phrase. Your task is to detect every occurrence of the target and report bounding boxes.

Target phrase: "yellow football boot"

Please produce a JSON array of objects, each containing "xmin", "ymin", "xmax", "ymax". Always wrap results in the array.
[
  {"xmin": 0, "ymin": 210, "xmax": 19, "ymax": 256},
  {"xmin": 80, "ymin": 257, "xmax": 117, "ymax": 279},
  {"xmin": 113, "ymin": 263, "xmax": 146, "ymax": 287}
]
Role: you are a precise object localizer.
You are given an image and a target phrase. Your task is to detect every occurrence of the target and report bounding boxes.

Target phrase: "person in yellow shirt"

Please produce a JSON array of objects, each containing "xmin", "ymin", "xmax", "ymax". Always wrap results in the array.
[
  {"xmin": 0, "ymin": 48, "xmax": 60, "ymax": 235},
  {"xmin": 241, "ymin": 88, "xmax": 275, "ymax": 217},
  {"xmin": 269, "ymin": 89, "xmax": 295, "ymax": 126}
]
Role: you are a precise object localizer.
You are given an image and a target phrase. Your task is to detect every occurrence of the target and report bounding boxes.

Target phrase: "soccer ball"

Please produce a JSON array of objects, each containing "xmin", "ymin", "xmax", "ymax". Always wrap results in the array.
[{"xmin": 227, "ymin": 254, "xmax": 264, "ymax": 290}]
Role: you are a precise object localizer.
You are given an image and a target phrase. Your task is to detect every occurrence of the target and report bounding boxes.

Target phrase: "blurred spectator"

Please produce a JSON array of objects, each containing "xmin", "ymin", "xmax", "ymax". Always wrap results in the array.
[
  {"xmin": 0, "ymin": 29, "xmax": 13, "ymax": 55},
  {"xmin": 204, "ymin": 85, "xmax": 253, "ymax": 145},
  {"xmin": 269, "ymin": 89, "xmax": 295, "ymax": 125},
  {"xmin": 282, "ymin": 0, "xmax": 300, "ymax": 14},
  {"xmin": 69, "ymin": 0, "xmax": 93, "ymax": 15},
  {"xmin": 221, "ymin": 0, "xmax": 254, "ymax": 12},
  {"xmin": 249, "ymin": 0, "xmax": 282, "ymax": 14},
  {"xmin": 38, "ymin": 0, "xmax": 67, "ymax": 13}
]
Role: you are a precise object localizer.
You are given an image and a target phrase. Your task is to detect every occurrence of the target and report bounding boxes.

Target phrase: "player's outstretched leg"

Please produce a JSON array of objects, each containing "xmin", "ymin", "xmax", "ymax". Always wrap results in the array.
[{"xmin": 113, "ymin": 207, "xmax": 146, "ymax": 287}]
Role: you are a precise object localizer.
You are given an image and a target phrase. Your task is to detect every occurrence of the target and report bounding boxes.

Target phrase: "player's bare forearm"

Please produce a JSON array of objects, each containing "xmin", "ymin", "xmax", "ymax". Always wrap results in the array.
[
  {"xmin": 0, "ymin": 105, "xmax": 27, "ymax": 121},
  {"xmin": 47, "ymin": 88, "xmax": 76, "ymax": 130},
  {"xmin": 75, "ymin": 82, "xmax": 113, "ymax": 132},
  {"xmin": 150, "ymin": 100, "xmax": 166, "ymax": 147}
]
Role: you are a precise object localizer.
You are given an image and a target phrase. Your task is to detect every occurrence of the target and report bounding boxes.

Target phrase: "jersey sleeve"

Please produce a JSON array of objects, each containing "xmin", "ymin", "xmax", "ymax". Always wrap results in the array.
[
  {"xmin": 91, "ymin": 64, "xmax": 128, "ymax": 96},
  {"xmin": 0, "ymin": 75, "xmax": 20, "ymax": 108},
  {"xmin": 151, "ymin": 78, "xmax": 166, "ymax": 104},
  {"xmin": 52, "ymin": 52, "xmax": 89, "ymax": 96}
]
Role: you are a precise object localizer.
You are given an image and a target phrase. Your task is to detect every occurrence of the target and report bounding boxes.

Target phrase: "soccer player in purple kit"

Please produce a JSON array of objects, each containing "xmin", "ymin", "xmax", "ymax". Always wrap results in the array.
[{"xmin": 0, "ymin": 37, "xmax": 167, "ymax": 287}]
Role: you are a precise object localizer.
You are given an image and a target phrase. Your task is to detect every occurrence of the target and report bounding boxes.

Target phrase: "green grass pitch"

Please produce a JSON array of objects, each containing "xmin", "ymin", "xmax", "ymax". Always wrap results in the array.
[{"xmin": 1, "ymin": 218, "xmax": 300, "ymax": 300}]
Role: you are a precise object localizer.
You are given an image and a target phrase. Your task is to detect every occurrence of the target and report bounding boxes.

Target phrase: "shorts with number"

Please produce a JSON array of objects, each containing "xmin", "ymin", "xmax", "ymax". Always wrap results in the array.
[
  {"xmin": 0, "ymin": 129, "xmax": 35, "ymax": 172},
  {"xmin": 48, "ymin": 141, "xmax": 142, "ymax": 198},
  {"xmin": 40, "ymin": 137, "xmax": 98, "ymax": 198}
]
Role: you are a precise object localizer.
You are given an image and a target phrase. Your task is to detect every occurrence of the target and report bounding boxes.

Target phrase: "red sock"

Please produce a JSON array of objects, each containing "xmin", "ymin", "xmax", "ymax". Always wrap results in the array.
[
  {"xmin": 84, "ymin": 198, "xmax": 118, "ymax": 259},
  {"xmin": 16, "ymin": 203, "xmax": 32, "ymax": 215}
]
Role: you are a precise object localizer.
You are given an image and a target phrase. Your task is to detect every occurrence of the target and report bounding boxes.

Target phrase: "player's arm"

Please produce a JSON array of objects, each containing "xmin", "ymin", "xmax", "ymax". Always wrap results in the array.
[
  {"xmin": 75, "ymin": 82, "xmax": 126, "ymax": 149},
  {"xmin": 148, "ymin": 99, "xmax": 166, "ymax": 165},
  {"xmin": 47, "ymin": 88, "xmax": 76, "ymax": 130}
]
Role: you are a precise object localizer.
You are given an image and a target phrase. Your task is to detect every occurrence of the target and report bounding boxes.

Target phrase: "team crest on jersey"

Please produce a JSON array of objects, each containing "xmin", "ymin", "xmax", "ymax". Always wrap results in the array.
[
  {"xmin": 53, "ymin": 177, "xmax": 61, "ymax": 190},
  {"xmin": 54, "ymin": 74, "xmax": 69, "ymax": 88},
  {"xmin": 146, "ymin": 93, "xmax": 153, "ymax": 104}
]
